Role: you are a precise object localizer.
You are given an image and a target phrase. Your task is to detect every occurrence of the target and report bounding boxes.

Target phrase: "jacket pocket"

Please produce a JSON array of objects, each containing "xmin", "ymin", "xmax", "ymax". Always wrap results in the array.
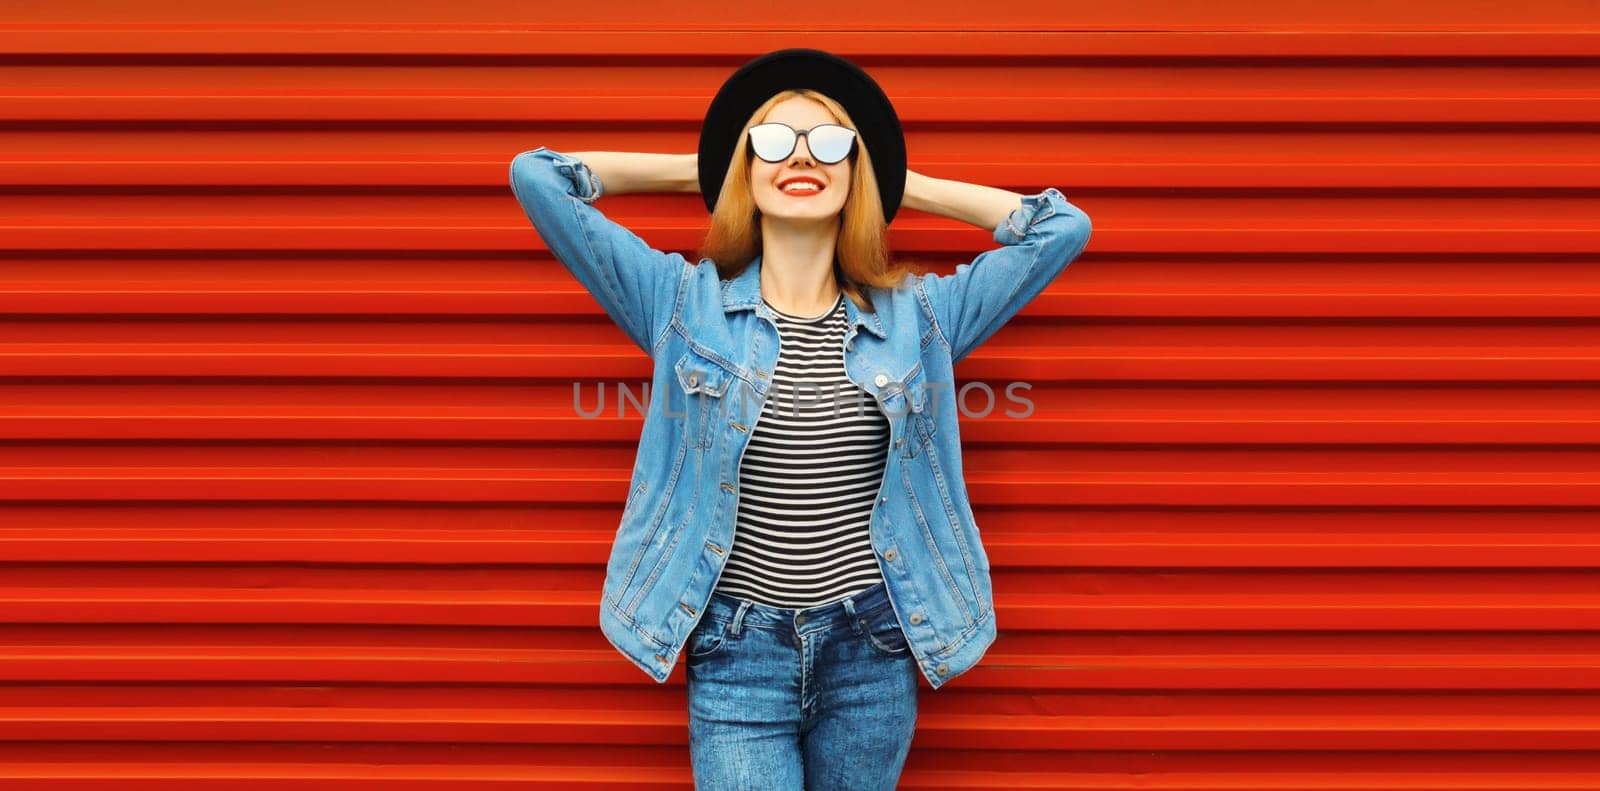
[
  {"xmin": 889, "ymin": 364, "xmax": 938, "ymax": 459},
  {"xmin": 620, "ymin": 480, "xmax": 648, "ymax": 523},
  {"xmin": 674, "ymin": 348, "xmax": 736, "ymax": 450}
]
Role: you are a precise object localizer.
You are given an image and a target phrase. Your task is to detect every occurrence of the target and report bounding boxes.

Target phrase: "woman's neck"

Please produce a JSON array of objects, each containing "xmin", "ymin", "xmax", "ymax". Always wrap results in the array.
[
  {"xmin": 759, "ymin": 251, "xmax": 840, "ymax": 318},
  {"xmin": 760, "ymin": 264, "xmax": 839, "ymax": 317},
  {"xmin": 758, "ymin": 213, "xmax": 842, "ymax": 316}
]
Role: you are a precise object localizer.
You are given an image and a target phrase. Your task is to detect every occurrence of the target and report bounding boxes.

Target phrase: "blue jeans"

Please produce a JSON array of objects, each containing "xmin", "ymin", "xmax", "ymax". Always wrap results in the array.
[{"xmin": 684, "ymin": 580, "xmax": 919, "ymax": 790}]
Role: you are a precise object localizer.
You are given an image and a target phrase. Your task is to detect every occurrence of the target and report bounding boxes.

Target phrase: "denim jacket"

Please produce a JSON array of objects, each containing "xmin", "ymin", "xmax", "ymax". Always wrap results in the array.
[{"xmin": 509, "ymin": 146, "xmax": 1091, "ymax": 689}]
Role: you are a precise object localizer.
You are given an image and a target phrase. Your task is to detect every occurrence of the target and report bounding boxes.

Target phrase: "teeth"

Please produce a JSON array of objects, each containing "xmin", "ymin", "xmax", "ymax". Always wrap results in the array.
[{"xmin": 782, "ymin": 182, "xmax": 820, "ymax": 192}]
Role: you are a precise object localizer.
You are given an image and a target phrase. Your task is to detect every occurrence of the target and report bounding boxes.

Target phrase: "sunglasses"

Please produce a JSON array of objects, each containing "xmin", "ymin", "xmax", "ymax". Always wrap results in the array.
[{"xmin": 747, "ymin": 122, "xmax": 858, "ymax": 165}]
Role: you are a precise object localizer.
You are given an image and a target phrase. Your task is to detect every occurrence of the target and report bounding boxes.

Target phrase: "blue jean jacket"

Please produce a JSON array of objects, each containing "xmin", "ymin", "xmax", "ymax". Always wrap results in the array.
[{"xmin": 510, "ymin": 146, "xmax": 1091, "ymax": 689}]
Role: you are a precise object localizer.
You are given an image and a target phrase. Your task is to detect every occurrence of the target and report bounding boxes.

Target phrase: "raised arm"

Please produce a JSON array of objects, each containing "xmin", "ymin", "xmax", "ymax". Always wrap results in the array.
[
  {"xmin": 508, "ymin": 146, "xmax": 699, "ymax": 356},
  {"xmin": 905, "ymin": 168, "xmax": 1093, "ymax": 365},
  {"xmin": 564, "ymin": 150, "xmax": 701, "ymax": 196}
]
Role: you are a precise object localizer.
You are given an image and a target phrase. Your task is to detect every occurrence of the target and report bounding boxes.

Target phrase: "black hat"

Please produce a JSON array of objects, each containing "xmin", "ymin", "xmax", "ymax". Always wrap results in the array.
[{"xmin": 698, "ymin": 48, "xmax": 906, "ymax": 224}]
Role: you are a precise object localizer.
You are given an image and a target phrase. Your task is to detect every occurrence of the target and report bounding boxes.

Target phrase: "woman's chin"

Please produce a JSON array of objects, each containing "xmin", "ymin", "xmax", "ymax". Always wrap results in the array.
[
  {"xmin": 766, "ymin": 211, "xmax": 840, "ymax": 224},
  {"xmin": 761, "ymin": 199, "xmax": 844, "ymax": 221}
]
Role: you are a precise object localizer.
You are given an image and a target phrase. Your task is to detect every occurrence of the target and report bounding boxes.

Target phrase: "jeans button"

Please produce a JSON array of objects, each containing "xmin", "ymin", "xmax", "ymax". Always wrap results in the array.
[{"xmin": 795, "ymin": 613, "xmax": 808, "ymax": 625}]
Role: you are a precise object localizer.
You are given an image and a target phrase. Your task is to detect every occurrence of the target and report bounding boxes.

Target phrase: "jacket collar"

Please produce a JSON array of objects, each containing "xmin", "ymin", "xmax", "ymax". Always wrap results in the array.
[{"xmin": 720, "ymin": 253, "xmax": 887, "ymax": 339}]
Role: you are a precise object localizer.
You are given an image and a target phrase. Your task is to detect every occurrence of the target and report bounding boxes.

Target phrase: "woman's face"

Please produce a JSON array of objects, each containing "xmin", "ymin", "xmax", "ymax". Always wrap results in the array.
[{"xmin": 748, "ymin": 97, "xmax": 852, "ymax": 223}]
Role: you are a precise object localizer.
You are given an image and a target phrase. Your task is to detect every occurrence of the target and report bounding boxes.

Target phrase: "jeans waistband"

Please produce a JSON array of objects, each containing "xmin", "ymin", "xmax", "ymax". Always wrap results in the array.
[{"xmin": 704, "ymin": 581, "xmax": 894, "ymax": 636}]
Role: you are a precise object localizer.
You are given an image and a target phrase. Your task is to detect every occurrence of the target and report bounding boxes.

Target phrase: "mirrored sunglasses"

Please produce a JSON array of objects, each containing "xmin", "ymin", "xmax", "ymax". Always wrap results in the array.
[{"xmin": 747, "ymin": 122, "xmax": 858, "ymax": 165}]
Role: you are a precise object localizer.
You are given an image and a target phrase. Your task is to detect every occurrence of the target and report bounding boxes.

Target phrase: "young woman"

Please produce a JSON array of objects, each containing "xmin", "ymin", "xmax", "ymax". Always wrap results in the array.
[{"xmin": 510, "ymin": 49, "xmax": 1091, "ymax": 791}]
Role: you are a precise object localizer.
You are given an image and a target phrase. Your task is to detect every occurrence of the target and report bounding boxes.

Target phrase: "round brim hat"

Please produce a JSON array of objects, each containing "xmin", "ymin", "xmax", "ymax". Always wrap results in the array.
[{"xmin": 698, "ymin": 48, "xmax": 906, "ymax": 224}]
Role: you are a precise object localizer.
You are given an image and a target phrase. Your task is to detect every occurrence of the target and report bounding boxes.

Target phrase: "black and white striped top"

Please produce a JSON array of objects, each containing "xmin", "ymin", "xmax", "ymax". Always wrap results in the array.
[{"xmin": 713, "ymin": 292, "xmax": 891, "ymax": 609}]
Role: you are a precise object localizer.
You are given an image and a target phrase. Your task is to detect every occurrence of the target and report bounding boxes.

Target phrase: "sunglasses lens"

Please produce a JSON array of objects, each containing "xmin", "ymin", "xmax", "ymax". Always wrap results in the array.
[
  {"xmin": 748, "ymin": 124, "xmax": 796, "ymax": 162},
  {"xmin": 809, "ymin": 125, "xmax": 856, "ymax": 164}
]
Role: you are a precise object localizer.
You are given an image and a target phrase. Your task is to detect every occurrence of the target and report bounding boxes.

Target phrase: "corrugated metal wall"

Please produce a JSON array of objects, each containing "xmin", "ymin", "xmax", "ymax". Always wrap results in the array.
[{"xmin": 4, "ymin": 1, "xmax": 1597, "ymax": 787}]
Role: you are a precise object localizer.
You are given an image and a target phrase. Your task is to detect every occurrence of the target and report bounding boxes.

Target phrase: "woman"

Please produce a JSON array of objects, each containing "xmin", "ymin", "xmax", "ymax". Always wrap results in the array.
[{"xmin": 510, "ymin": 48, "xmax": 1091, "ymax": 791}]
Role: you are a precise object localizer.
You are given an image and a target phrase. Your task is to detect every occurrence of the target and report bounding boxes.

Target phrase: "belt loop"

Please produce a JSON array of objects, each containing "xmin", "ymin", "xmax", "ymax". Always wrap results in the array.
[
  {"xmin": 730, "ymin": 600, "xmax": 752, "ymax": 636},
  {"xmin": 841, "ymin": 595, "xmax": 862, "ymax": 634}
]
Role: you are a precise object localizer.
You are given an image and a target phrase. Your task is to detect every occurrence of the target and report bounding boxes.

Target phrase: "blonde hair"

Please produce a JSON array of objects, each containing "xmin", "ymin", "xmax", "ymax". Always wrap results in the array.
[{"xmin": 696, "ymin": 89, "xmax": 917, "ymax": 313}]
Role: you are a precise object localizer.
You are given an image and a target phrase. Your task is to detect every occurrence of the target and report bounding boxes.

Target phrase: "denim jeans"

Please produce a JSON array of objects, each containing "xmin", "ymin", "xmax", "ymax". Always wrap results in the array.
[{"xmin": 684, "ymin": 580, "xmax": 919, "ymax": 790}]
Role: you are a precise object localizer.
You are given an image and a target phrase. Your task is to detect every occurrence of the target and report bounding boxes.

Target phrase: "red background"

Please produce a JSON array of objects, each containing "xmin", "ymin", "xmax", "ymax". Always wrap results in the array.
[{"xmin": 2, "ymin": 1, "xmax": 1598, "ymax": 787}]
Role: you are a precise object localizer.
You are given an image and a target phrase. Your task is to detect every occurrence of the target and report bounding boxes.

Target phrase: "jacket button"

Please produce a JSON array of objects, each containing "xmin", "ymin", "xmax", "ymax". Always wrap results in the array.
[
  {"xmin": 936, "ymin": 662, "xmax": 949, "ymax": 675},
  {"xmin": 884, "ymin": 548, "xmax": 897, "ymax": 561},
  {"xmin": 687, "ymin": 372, "xmax": 699, "ymax": 387},
  {"xmin": 909, "ymin": 612, "xmax": 923, "ymax": 625},
  {"xmin": 874, "ymin": 373, "xmax": 889, "ymax": 387},
  {"xmin": 720, "ymin": 482, "xmax": 734, "ymax": 493}
]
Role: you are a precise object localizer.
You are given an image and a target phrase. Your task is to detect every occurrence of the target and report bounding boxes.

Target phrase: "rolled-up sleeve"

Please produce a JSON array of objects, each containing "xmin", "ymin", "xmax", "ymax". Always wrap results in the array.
[
  {"xmin": 915, "ymin": 187, "xmax": 1092, "ymax": 365},
  {"xmin": 508, "ymin": 146, "xmax": 686, "ymax": 356}
]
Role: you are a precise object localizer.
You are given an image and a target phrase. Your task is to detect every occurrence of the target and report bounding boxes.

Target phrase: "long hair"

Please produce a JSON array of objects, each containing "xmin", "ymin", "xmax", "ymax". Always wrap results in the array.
[{"xmin": 696, "ymin": 89, "xmax": 917, "ymax": 313}]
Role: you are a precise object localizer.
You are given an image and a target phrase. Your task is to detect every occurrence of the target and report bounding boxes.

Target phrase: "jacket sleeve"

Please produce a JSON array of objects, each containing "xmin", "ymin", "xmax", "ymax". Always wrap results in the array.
[
  {"xmin": 508, "ymin": 146, "xmax": 686, "ymax": 356},
  {"xmin": 914, "ymin": 187, "xmax": 1092, "ymax": 365}
]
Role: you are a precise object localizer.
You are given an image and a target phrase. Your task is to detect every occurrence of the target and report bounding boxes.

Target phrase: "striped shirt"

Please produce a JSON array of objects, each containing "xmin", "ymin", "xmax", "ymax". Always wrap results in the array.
[{"xmin": 713, "ymin": 292, "xmax": 891, "ymax": 609}]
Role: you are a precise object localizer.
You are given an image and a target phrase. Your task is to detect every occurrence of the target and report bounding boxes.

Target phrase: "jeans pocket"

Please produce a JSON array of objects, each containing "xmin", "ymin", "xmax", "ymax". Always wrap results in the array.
[
  {"xmin": 686, "ymin": 614, "xmax": 733, "ymax": 660},
  {"xmin": 857, "ymin": 607, "xmax": 910, "ymax": 657}
]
